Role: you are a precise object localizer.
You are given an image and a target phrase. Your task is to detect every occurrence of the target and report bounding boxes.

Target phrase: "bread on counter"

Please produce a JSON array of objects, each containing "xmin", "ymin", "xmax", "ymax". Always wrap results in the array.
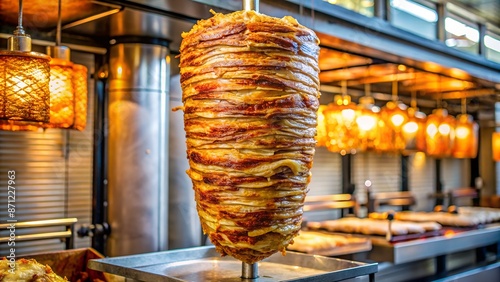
[
  {"xmin": 307, "ymin": 217, "xmax": 441, "ymax": 236},
  {"xmin": 287, "ymin": 230, "xmax": 370, "ymax": 255},
  {"xmin": 0, "ymin": 258, "xmax": 67, "ymax": 282},
  {"xmin": 370, "ymin": 207, "xmax": 500, "ymax": 227}
]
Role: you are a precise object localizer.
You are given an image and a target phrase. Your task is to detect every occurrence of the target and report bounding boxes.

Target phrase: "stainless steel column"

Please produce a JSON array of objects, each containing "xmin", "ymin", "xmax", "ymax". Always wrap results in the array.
[{"xmin": 107, "ymin": 42, "xmax": 169, "ymax": 256}]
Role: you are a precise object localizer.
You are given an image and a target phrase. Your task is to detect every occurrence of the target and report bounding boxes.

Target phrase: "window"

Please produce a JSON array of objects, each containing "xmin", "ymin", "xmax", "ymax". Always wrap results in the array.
[
  {"xmin": 444, "ymin": 16, "xmax": 479, "ymax": 54},
  {"xmin": 390, "ymin": 0, "xmax": 438, "ymax": 40},
  {"xmin": 485, "ymin": 32, "xmax": 500, "ymax": 63},
  {"xmin": 323, "ymin": 0, "xmax": 374, "ymax": 17}
]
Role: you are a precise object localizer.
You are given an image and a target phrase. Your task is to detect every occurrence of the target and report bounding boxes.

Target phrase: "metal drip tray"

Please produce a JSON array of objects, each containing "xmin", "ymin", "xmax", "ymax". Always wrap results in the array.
[{"xmin": 88, "ymin": 246, "xmax": 377, "ymax": 281}]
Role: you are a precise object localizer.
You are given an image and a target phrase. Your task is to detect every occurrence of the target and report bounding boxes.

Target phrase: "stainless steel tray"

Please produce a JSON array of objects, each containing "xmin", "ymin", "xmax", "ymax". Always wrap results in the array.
[{"xmin": 88, "ymin": 246, "xmax": 377, "ymax": 281}]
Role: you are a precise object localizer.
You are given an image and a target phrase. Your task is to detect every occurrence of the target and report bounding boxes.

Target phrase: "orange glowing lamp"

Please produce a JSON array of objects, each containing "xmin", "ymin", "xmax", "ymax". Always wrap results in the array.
[
  {"xmin": 376, "ymin": 101, "xmax": 409, "ymax": 152},
  {"xmin": 356, "ymin": 96, "xmax": 379, "ymax": 152},
  {"xmin": 323, "ymin": 95, "xmax": 359, "ymax": 155},
  {"xmin": 426, "ymin": 109, "xmax": 456, "ymax": 158},
  {"xmin": 43, "ymin": 47, "xmax": 88, "ymax": 130},
  {"xmin": 402, "ymin": 107, "xmax": 427, "ymax": 153},
  {"xmin": 453, "ymin": 114, "xmax": 478, "ymax": 158}
]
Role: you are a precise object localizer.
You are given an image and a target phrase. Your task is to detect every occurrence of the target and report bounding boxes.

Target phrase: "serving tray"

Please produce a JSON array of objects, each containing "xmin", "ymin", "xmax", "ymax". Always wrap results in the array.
[{"xmin": 88, "ymin": 246, "xmax": 377, "ymax": 282}]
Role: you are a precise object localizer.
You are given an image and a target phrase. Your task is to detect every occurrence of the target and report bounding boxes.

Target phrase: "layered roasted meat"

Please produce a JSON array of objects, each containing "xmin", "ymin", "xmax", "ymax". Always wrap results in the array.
[{"xmin": 179, "ymin": 10, "xmax": 320, "ymax": 263}]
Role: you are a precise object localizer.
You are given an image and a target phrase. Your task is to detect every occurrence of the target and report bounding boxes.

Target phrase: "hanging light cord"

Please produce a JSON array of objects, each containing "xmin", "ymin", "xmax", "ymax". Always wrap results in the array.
[
  {"xmin": 15, "ymin": 0, "xmax": 25, "ymax": 35},
  {"xmin": 392, "ymin": 80, "xmax": 398, "ymax": 102},
  {"xmin": 56, "ymin": 0, "xmax": 62, "ymax": 46},
  {"xmin": 341, "ymin": 80, "xmax": 347, "ymax": 97},
  {"xmin": 461, "ymin": 98, "xmax": 466, "ymax": 114},
  {"xmin": 411, "ymin": 90, "xmax": 417, "ymax": 109},
  {"xmin": 365, "ymin": 83, "xmax": 371, "ymax": 97}
]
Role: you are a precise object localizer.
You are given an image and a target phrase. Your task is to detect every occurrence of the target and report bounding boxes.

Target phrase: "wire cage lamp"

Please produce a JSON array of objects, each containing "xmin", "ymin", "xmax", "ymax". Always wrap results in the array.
[{"xmin": 0, "ymin": 0, "xmax": 51, "ymax": 125}]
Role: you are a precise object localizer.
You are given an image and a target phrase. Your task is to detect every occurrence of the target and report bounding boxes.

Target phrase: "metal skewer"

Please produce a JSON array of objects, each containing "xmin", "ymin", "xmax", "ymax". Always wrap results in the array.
[
  {"xmin": 240, "ymin": 0, "xmax": 260, "ymax": 279},
  {"xmin": 241, "ymin": 1, "xmax": 260, "ymax": 279},
  {"xmin": 242, "ymin": 262, "xmax": 259, "ymax": 279},
  {"xmin": 242, "ymin": 0, "xmax": 259, "ymax": 13}
]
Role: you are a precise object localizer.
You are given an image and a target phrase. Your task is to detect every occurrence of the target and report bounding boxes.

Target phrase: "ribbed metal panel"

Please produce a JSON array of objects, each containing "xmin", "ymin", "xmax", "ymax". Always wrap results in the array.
[
  {"xmin": 408, "ymin": 153, "xmax": 435, "ymax": 211},
  {"xmin": 352, "ymin": 152, "xmax": 402, "ymax": 207},
  {"xmin": 0, "ymin": 51, "xmax": 94, "ymax": 255},
  {"xmin": 306, "ymin": 148, "xmax": 343, "ymax": 221},
  {"xmin": 308, "ymin": 147, "xmax": 342, "ymax": 196},
  {"xmin": 442, "ymin": 158, "xmax": 470, "ymax": 191}
]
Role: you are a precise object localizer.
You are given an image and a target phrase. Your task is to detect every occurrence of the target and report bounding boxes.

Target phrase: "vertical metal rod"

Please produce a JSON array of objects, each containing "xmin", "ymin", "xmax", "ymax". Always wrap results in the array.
[
  {"xmin": 242, "ymin": 262, "xmax": 259, "ymax": 279},
  {"xmin": 242, "ymin": 1, "xmax": 259, "ymax": 277},
  {"xmin": 18, "ymin": 0, "xmax": 23, "ymax": 30},
  {"xmin": 242, "ymin": 0, "xmax": 259, "ymax": 12},
  {"xmin": 56, "ymin": 0, "xmax": 62, "ymax": 46}
]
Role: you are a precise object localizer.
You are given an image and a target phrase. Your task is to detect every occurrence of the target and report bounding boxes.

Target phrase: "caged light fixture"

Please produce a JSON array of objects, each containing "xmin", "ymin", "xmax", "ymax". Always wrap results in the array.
[
  {"xmin": 376, "ymin": 79, "xmax": 409, "ymax": 152},
  {"xmin": 0, "ymin": 0, "xmax": 51, "ymax": 126},
  {"xmin": 323, "ymin": 81, "xmax": 360, "ymax": 155},
  {"xmin": 44, "ymin": 0, "xmax": 88, "ymax": 130}
]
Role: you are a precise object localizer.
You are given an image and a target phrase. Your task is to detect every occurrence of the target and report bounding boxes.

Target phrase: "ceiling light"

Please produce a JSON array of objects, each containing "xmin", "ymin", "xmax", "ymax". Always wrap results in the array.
[
  {"xmin": 324, "ymin": 94, "xmax": 360, "ymax": 155},
  {"xmin": 426, "ymin": 108, "xmax": 455, "ymax": 158},
  {"xmin": 0, "ymin": 0, "xmax": 51, "ymax": 126},
  {"xmin": 453, "ymin": 99, "xmax": 478, "ymax": 159},
  {"xmin": 356, "ymin": 93, "xmax": 379, "ymax": 152},
  {"xmin": 43, "ymin": 0, "xmax": 88, "ymax": 130},
  {"xmin": 377, "ymin": 81, "xmax": 408, "ymax": 152}
]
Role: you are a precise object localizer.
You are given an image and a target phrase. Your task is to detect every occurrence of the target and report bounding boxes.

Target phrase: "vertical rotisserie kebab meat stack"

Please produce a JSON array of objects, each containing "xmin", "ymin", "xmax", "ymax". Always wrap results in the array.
[{"xmin": 179, "ymin": 10, "xmax": 320, "ymax": 264}]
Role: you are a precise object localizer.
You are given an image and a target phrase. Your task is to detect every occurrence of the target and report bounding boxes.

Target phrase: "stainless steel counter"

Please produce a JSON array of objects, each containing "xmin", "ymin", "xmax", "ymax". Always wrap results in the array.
[
  {"xmin": 88, "ymin": 246, "xmax": 378, "ymax": 281},
  {"xmin": 368, "ymin": 224, "xmax": 500, "ymax": 264}
]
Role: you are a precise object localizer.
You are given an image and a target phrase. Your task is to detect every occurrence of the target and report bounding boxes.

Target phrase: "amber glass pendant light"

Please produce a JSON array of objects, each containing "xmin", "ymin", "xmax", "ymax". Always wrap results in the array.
[
  {"xmin": 376, "ymin": 80, "xmax": 408, "ymax": 152},
  {"xmin": 45, "ymin": 47, "xmax": 75, "ymax": 128},
  {"xmin": 0, "ymin": 0, "xmax": 51, "ymax": 126},
  {"xmin": 324, "ymin": 81, "xmax": 359, "ymax": 155},
  {"xmin": 71, "ymin": 64, "xmax": 88, "ymax": 131},
  {"xmin": 43, "ymin": 0, "xmax": 88, "ymax": 130},
  {"xmin": 426, "ymin": 104, "xmax": 456, "ymax": 158},
  {"xmin": 356, "ymin": 84, "xmax": 379, "ymax": 152},
  {"xmin": 453, "ymin": 98, "xmax": 478, "ymax": 158},
  {"xmin": 402, "ymin": 91, "xmax": 426, "ymax": 153}
]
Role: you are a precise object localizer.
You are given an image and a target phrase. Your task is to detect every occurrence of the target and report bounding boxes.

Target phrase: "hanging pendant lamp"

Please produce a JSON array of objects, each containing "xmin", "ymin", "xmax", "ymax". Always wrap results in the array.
[
  {"xmin": 323, "ymin": 81, "xmax": 360, "ymax": 155},
  {"xmin": 426, "ymin": 108, "xmax": 456, "ymax": 158},
  {"xmin": 0, "ymin": 0, "xmax": 51, "ymax": 125},
  {"xmin": 71, "ymin": 64, "xmax": 88, "ymax": 131},
  {"xmin": 43, "ymin": 0, "xmax": 88, "ymax": 130},
  {"xmin": 402, "ymin": 91, "xmax": 426, "ymax": 153},
  {"xmin": 376, "ymin": 80, "xmax": 408, "ymax": 152},
  {"xmin": 452, "ymin": 98, "xmax": 478, "ymax": 159},
  {"xmin": 45, "ymin": 46, "xmax": 75, "ymax": 128},
  {"xmin": 356, "ymin": 84, "xmax": 379, "ymax": 152}
]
